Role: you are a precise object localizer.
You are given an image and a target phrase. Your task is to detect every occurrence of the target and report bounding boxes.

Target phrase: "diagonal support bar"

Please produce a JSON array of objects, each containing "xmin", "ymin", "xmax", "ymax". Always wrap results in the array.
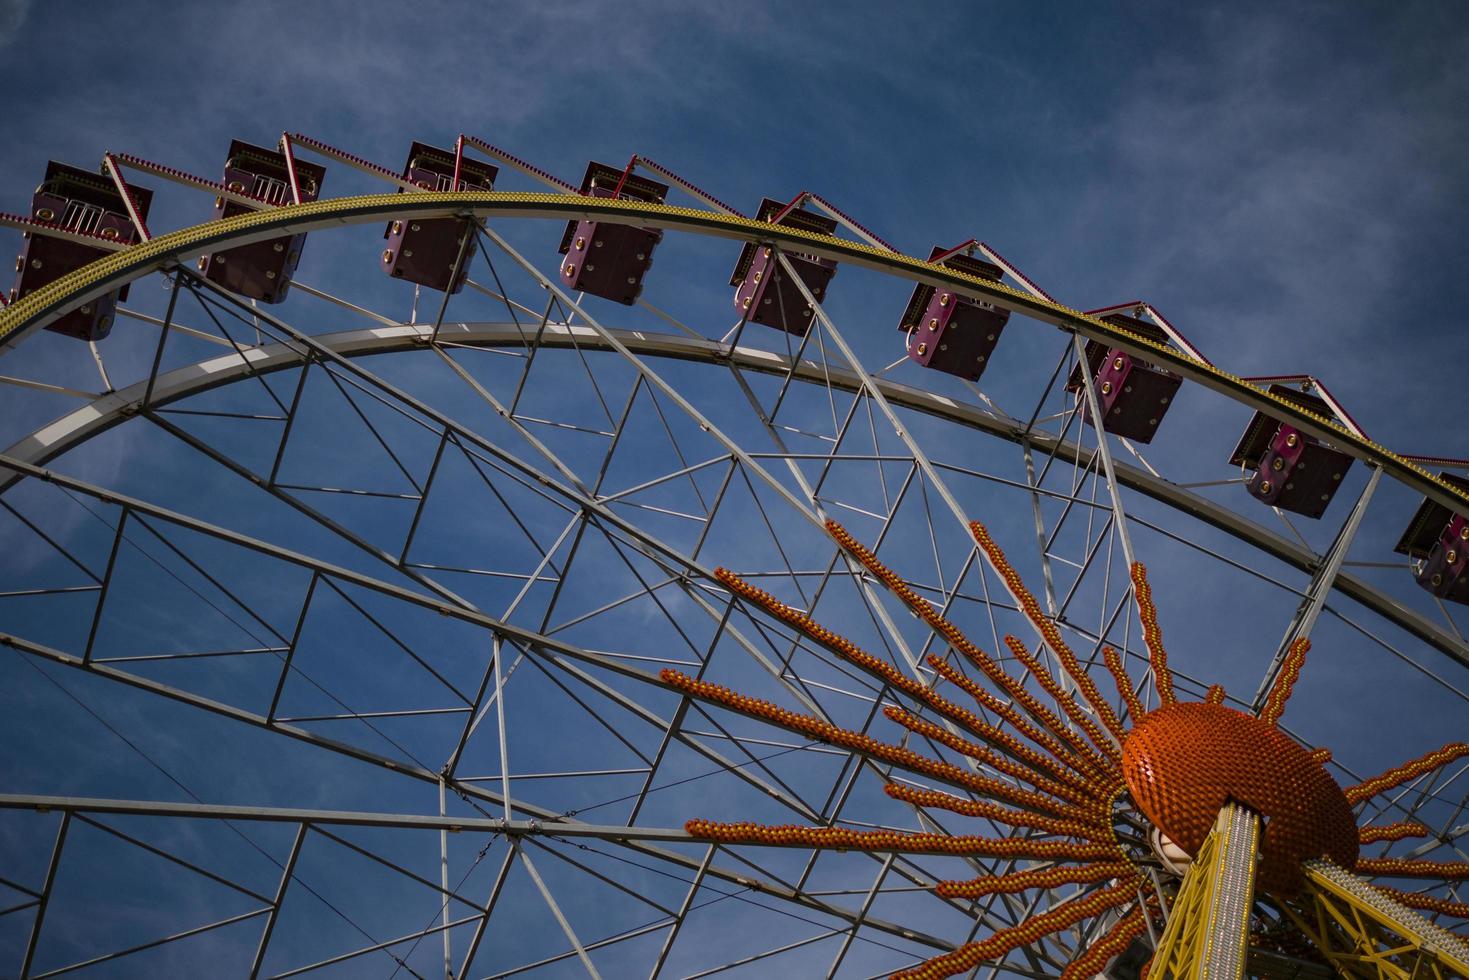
[
  {"xmin": 249, "ymin": 822, "xmax": 307, "ymax": 980},
  {"xmin": 1251, "ymin": 464, "xmax": 1382, "ymax": 711}
]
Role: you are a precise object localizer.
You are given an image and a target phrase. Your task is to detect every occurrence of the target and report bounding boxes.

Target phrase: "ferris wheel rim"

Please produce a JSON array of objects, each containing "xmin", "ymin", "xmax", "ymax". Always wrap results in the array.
[
  {"xmin": 1, "ymin": 190, "xmax": 1464, "ymax": 519},
  {"xmin": 4, "ymin": 317, "xmax": 1466, "ymax": 675}
]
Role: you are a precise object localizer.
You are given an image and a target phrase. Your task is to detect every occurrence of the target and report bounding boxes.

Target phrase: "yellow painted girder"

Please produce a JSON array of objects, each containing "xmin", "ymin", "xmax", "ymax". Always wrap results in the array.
[
  {"xmin": 1276, "ymin": 859, "xmax": 1469, "ymax": 980},
  {"xmin": 1150, "ymin": 803, "xmax": 1261, "ymax": 979}
]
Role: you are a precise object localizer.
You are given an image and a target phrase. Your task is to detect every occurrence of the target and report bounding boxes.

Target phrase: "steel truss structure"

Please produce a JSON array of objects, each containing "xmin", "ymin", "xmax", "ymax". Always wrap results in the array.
[
  {"xmin": 0, "ymin": 174, "xmax": 1466, "ymax": 979},
  {"xmin": 1283, "ymin": 862, "xmax": 1469, "ymax": 978}
]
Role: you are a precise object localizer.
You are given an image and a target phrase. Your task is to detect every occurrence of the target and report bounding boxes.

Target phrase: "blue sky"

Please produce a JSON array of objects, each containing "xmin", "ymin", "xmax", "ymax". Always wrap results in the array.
[
  {"xmin": 1, "ymin": 0, "xmax": 1465, "ymax": 446},
  {"xmin": 1, "ymin": 2, "xmax": 1467, "ymax": 977},
  {"xmin": 0, "ymin": 4, "xmax": 1462, "ymax": 383}
]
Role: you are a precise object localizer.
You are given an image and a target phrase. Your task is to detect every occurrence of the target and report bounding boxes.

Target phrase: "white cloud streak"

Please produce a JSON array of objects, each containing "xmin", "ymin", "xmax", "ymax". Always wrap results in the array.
[{"xmin": 0, "ymin": 0, "xmax": 27, "ymax": 47}]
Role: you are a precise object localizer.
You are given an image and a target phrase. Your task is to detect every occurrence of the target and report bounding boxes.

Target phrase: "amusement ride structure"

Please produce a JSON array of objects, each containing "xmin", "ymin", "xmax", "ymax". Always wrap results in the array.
[{"xmin": 0, "ymin": 134, "xmax": 1466, "ymax": 978}]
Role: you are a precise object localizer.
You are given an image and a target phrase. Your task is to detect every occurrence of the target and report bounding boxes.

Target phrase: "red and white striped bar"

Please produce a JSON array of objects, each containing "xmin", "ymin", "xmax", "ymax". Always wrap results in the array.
[
  {"xmin": 1402, "ymin": 454, "xmax": 1469, "ymax": 471},
  {"xmin": 766, "ymin": 189, "xmax": 899, "ymax": 253},
  {"xmin": 287, "ymin": 132, "xmax": 413, "ymax": 190},
  {"xmin": 277, "ymin": 133, "xmax": 306, "ymax": 205},
  {"xmin": 1083, "ymin": 299, "xmax": 1213, "ymax": 366},
  {"xmin": 107, "ymin": 153, "xmax": 272, "ymax": 212},
  {"xmin": 462, "ymin": 137, "xmax": 577, "ymax": 194},
  {"xmin": 977, "ymin": 241, "xmax": 1057, "ymax": 303},
  {"xmin": 1243, "ymin": 374, "xmax": 1368, "ymax": 440},
  {"xmin": 928, "ymin": 238, "xmax": 983, "ymax": 266},
  {"xmin": 805, "ymin": 192, "xmax": 899, "ymax": 253},
  {"xmin": 1142, "ymin": 303, "xmax": 1211, "ymax": 365},
  {"xmin": 637, "ymin": 157, "xmax": 741, "ymax": 215},
  {"xmin": 0, "ymin": 212, "xmax": 130, "ymax": 251},
  {"xmin": 101, "ymin": 153, "xmax": 152, "ymax": 242}
]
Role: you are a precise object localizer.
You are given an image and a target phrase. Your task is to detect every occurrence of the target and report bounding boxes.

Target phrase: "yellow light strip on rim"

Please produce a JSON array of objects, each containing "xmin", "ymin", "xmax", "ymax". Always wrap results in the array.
[{"xmin": 2, "ymin": 191, "xmax": 1464, "ymax": 513}]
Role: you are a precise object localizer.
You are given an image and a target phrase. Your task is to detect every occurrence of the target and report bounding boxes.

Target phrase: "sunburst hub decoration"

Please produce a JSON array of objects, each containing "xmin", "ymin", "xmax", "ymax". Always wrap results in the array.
[
  {"xmin": 657, "ymin": 519, "xmax": 1469, "ymax": 977},
  {"xmin": 1121, "ymin": 701, "xmax": 1357, "ymax": 895}
]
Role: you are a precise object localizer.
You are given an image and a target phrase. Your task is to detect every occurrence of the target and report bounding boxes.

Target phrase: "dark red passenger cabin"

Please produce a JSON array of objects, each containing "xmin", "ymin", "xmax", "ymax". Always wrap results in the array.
[
  {"xmin": 730, "ymin": 197, "xmax": 837, "ymax": 336},
  {"xmin": 1394, "ymin": 473, "xmax": 1469, "ymax": 606},
  {"xmin": 557, "ymin": 161, "xmax": 668, "ymax": 305},
  {"xmin": 1065, "ymin": 312, "xmax": 1182, "ymax": 444},
  {"xmin": 197, "ymin": 140, "xmax": 326, "ymax": 303},
  {"xmin": 382, "ymin": 142, "xmax": 497, "ymax": 293},
  {"xmin": 9, "ymin": 161, "xmax": 153, "ymax": 341},
  {"xmin": 898, "ymin": 246, "xmax": 1010, "ymax": 382},
  {"xmin": 1228, "ymin": 385, "xmax": 1353, "ymax": 519}
]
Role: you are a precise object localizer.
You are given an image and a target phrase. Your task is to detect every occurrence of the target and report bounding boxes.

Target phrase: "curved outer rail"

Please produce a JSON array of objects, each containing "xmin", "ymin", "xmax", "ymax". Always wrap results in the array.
[
  {"xmin": 4, "ymin": 321, "xmax": 1464, "ymax": 673},
  {"xmin": 0, "ymin": 191, "xmax": 1465, "ymax": 520}
]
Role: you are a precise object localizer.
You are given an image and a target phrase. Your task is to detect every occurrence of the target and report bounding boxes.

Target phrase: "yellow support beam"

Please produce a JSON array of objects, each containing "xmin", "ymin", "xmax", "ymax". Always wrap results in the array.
[
  {"xmin": 1151, "ymin": 802, "xmax": 1261, "ymax": 979},
  {"xmin": 1276, "ymin": 859, "xmax": 1469, "ymax": 979}
]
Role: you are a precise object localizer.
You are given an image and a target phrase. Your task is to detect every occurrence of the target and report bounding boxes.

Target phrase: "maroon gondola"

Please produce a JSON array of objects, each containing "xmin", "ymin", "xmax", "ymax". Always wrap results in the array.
[
  {"xmin": 382, "ymin": 142, "xmax": 497, "ymax": 293},
  {"xmin": 1066, "ymin": 312, "xmax": 1183, "ymax": 444},
  {"xmin": 730, "ymin": 197, "xmax": 837, "ymax": 336},
  {"xmin": 557, "ymin": 161, "xmax": 668, "ymax": 305},
  {"xmin": 9, "ymin": 161, "xmax": 153, "ymax": 341},
  {"xmin": 1229, "ymin": 385, "xmax": 1354, "ymax": 519},
  {"xmin": 197, "ymin": 140, "xmax": 326, "ymax": 303},
  {"xmin": 898, "ymin": 246, "xmax": 1010, "ymax": 381}
]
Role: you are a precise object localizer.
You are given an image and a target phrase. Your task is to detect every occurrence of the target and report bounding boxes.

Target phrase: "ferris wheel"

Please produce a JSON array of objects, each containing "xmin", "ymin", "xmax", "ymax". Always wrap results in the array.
[{"xmin": 0, "ymin": 133, "xmax": 1466, "ymax": 979}]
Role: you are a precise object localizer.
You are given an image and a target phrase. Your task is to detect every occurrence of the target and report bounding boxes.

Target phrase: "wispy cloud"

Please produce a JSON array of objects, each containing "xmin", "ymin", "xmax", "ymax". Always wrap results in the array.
[
  {"xmin": 0, "ymin": 0, "xmax": 27, "ymax": 47},
  {"xmin": 1054, "ymin": 4, "xmax": 1469, "ymax": 447},
  {"xmin": 1108, "ymin": 15, "xmax": 1461, "ymax": 304}
]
